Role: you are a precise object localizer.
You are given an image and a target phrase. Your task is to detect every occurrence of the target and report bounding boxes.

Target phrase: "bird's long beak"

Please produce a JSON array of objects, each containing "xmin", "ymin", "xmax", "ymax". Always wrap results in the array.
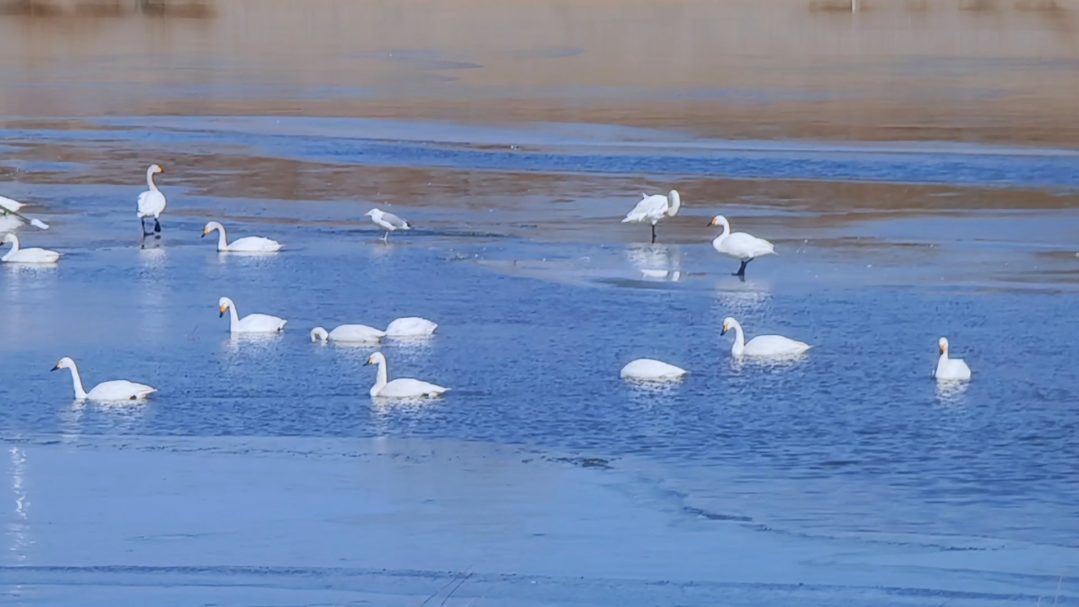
[
  {"xmin": 939, "ymin": 345, "xmax": 946, "ymax": 354},
  {"xmin": 219, "ymin": 306, "xmax": 227, "ymax": 318},
  {"xmin": 201, "ymin": 231, "xmax": 207, "ymax": 238},
  {"xmin": 50, "ymin": 364, "xmax": 59, "ymax": 372},
  {"xmin": 721, "ymin": 326, "xmax": 729, "ymax": 335},
  {"xmin": 363, "ymin": 360, "xmax": 372, "ymax": 366}
]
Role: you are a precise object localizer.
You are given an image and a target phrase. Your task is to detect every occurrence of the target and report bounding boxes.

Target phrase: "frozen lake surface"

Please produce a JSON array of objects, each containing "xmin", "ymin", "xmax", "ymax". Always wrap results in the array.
[{"xmin": 0, "ymin": 117, "xmax": 1077, "ymax": 605}]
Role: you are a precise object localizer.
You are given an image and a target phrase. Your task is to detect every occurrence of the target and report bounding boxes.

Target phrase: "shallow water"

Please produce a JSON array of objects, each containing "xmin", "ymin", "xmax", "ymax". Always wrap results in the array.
[{"xmin": 1, "ymin": 115, "xmax": 1078, "ymax": 604}]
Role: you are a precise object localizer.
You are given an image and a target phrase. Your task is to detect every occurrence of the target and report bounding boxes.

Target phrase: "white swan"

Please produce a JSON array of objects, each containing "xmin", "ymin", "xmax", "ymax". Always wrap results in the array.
[
  {"xmin": 622, "ymin": 190, "xmax": 681, "ymax": 243},
  {"xmin": 0, "ymin": 196, "xmax": 49, "ymax": 230},
  {"xmin": 620, "ymin": 359, "xmax": 688, "ymax": 381},
  {"xmin": 137, "ymin": 164, "xmax": 167, "ymax": 236},
  {"xmin": 934, "ymin": 337, "xmax": 972, "ymax": 381},
  {"xmin": 384, "ymin": 317, "xmax": 438, "ymax": 337},
  {"xmin": 364, "ymin": 352, "xmax": 448, "ymax": 398},
  {"xmin": 721, "ymin": 317, "xmax": 810, "ymax": 358},
  {"xmin": 365, "ymin": 208, "xmax": 411, "ymax": 242},
  {"xmin": 710, "ymin": 215, "xmax": 775, "ymax": 278},
  {"xmin": 52, "ymin": 357, "xmax": 156, "ymax": 401},
  {"xmin": 218, "ymin": 296, "xmax": 287, "ymax": 333},
  {"xmin": 202, "ymin": 221, "xmax": 282, "ymax": 253},
  {"xmin": 1, "ymin": 233, "xmax": 59, "ymax": 263},
  {"xmin": 311, "ymin": 324, "xmax": 386, "ymax": 343}
]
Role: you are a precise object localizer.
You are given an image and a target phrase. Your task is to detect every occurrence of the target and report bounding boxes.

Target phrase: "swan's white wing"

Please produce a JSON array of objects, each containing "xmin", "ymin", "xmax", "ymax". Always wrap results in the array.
[
  {"xmin": 0, "ymin": 195, "xmax": 25, "ymax": 212},
  {"xmin": 937, "ymin": 357, "xmax": 972, "ymax": 381},
  {"xmin": 724, "ymin": 233, "xmax": 775, "ymax": 258},
  {"xmin": 137, "ymin": 190, "xmax": 167, "ymax": 218},
  {"xmin": 6, "ymin": 247, "xmax": 60, "ymax": 263},
  {"xmin": 743, "ymin": 335, "xmax": 810, "ymax": 357},
  {"xmin": 329, "ymin": 324, "xmax": 386, "ymax": 342},
  {"xmin": 237, "ymin": 313, "xmax": 287, "ymax": 332},
  {"xmin": 622, "ymin": 194, "xmax": 668, "ymax": 223},
  {"xmin": 226, "ymin": 236, "xmax": 282, "ymax": 252},
  {"xmin": 620, "ymin": 359, "xmax": 687, "ymax": 380},
  {"xmin": 87, "ymin": 380, "xmax": 156, "ymax": 401},
  {"xmin": 379, "ymin": 378, "xmax": 448, "ymax": 397},
  {"xmin": 385, "ymin": 317, "xmax": 437, "ymax": 337}
]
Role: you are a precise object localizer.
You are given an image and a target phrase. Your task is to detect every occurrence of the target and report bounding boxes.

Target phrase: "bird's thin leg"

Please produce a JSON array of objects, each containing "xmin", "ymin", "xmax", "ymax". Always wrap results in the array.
[
  {"xmin": 154, "ymin": 218, "xmax": 162, "ymax": 236},
  {"xmin": 733, "ymin": 259, "xmax": 750, "ymax": 278},
  {"xmin": 140, "ymin": 218, "xmax": 152, "ymax": 237},
  {"xmin": 650, "ymin": 224, "xmax": 657, "ymax": 244},
  {"xmin": 382, "ymin": 232, "xmax": 389, "ymax": 243}
]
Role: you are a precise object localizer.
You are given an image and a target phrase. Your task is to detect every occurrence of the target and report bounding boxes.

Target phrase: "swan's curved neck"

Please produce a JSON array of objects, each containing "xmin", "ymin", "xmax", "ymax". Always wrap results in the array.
[
  {"xmin": 146, "ymin": 168, "xmax": 159, "ymax": 192},
  {"xmin": 714, "ymin": 221, "xmax": 730, "ymax": 243},
  {"xmin": 667, "ymin": 192, "xmax": 681, "ymax": 217},
  {"xmin": 374, "ymin": 360, "xmax": 388, "ymax": 391},
  {"xmin": 226, "ymin": 302, "xmax": 241, "ymax": 331},
  {"xmin": 213, "ymin": 225, "xmax": 228, "ymax": 250},
  {"xmin": 729, "ymin": 321, "xmax": 746, "ymax": 356},
  {"xmin": 66, "ymin": 365, "xmax": 88, "ymax": 400},
  {"xmin": 2, "ymin": 235, "xmax": 18, "ymax": 260}
]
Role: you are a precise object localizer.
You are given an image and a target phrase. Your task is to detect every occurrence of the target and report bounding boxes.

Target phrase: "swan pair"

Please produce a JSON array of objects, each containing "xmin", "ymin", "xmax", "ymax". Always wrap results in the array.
[
  {"xmin": 365, "ymin": 352, "xmax": 448, "ymax": 398},
  {"xmin": 52, "ymin": 357, "xmax": 155, "ymax": 402},
  {"xmin": 621, "ymin": 317, "xmax": 810, "ymax": 382},
  {"xmin": 219, "ymin": 297, "xmax": 287, "ymax": 333},
  {"xmin": 1, "ymin": 233, "xmax": 60, "ymax": 264},
  {"xmin": 202, "ymin": 222, "xmax": 282, "ymax": 253},
  {"xmin": 622, "ymin": 190, "xmax": 681, "ymax": 243},
  {"xmin": 311, "ymin": 317, "xmax": 438, "ymax": 343},
  {"xmin": 366, "ymin": 208, "xmax": 412, "ymax": 242}
]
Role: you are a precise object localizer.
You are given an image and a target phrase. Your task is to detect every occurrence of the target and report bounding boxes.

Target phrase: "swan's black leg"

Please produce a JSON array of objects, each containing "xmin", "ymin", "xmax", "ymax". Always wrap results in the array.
[
  {"xmin": 650, "ymin": 224, "xmax": 657, "ymax": 244},
  {"xmin": 154, "ymin": 218, "xmax": 162, "ymax": 234},
  {"xmin": 140, "ymin": 218, "xmax": 153, "ymax": 237},
  {"xmin": 733, "ymin": 259, "xmax": 750, "ymax": 278}
]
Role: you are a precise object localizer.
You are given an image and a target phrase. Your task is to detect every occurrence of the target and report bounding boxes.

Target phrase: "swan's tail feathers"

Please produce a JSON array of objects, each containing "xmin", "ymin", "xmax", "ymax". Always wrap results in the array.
[{"xmin": 622, "ymin": 214, "xmax": 644, "ymax": 224}]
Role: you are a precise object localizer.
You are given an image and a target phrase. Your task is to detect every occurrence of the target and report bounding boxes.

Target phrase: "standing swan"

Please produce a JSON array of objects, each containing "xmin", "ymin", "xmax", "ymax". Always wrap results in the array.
[
  {"xmin": 709, "ymin": 215, "xmax": 775, "ymax": 278},
  {"xmin": 311, "ymin": 324, "xmax": 386, "ymax": 343},
  {"xmin": 620, "ymin": 358, "xmax": 688, "ymax": 381},
  {"xmin": 51, "ymin": 357, "xmax": 156, "ymax": 401},
  {"xmin": 137, "ymin": 164, "xmax": 167, "ymax": 237},
  {"xmin": 364, "ymin": 352, "xmax": 448, "ymax": 398},
  {"xmin": 622, "ymin": 190, "xmax": 681, "ymax": 244},
  {"xmin": 934, "ymin": 337, "xmax": 972, "ymax": 381},
  {"xmin": 721, "ymin": 317, "xmax": 810, "ymax": 358},
  {"xmin": 365, "ymin": 208, "xmax": 412, "ymax": 242},
  {"xmin": 202, "ymin": 221, "xmax": 282, "ymax": 253},
  {"xmin": 1, "ymin": 233, "xmax": 60, "ymax": 263},
  {"xmin": 218, "ymin": 296, "xmax": 287, "ymax": 333}
]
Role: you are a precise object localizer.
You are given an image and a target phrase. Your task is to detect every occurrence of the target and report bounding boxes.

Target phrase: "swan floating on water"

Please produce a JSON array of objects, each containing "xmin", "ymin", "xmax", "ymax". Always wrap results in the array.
[
  {"xmin": 366, "ymin": 208, "xmax": 412, "ymax": 242},
  {"xmin": 622, "ymin": 190, "xmax": 681, "ymax": 243},
  {"xmin": 620, "ymin": 358, "xmax": 688, "ymax": 381},
  {"xmin": 709, "ymin": 215, "xmax": 775, "ymax": 278},
  {"xmin": 202, "ymin": 221, "xmax": 282, "ymax": 253},
  {"xmin": 52, "ymin": 357, "xmax": 156, "ymax": 401},
  {"xmin": 934, "ymin": 337, "xmax": 972, "ymax": 381},
  {"xmin": 364, "ymin": 352, "xmax": 448, "ymax": 398},
  {"xmin": 137, "ymin": 164, "xmax": 167, "ymax": 237},
  {"xmin": 721, "ymin": 317, "xmax": 810, "ymax": 358},
  {"xmin": 218, "ymin": 296, "xmax": 287, "ymax": 333},
  {"xmin": 385, "ymin": 317, "xmax": 438, "ymax": 338},
  {"xmin": 311, "ymin": 324, "xmax": 386, "ymax": 343},
  {"xmin": 1, "ymin": 233, "xmax": 60, "ymax": 263}
]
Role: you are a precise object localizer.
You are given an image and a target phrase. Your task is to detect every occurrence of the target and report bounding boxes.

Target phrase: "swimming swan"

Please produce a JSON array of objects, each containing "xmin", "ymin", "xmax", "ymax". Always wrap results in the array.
[
  {"xmin": 364, "ymin": 352, "xmax": 448, "ymax": 398},
  {"xmin": 202, "ymin": 221, "xmax": 282, "ymax": 253},
  {"xmin": 934, "ymin": 337, "xmax": 972, "ymax": 381},
  {"xmin": 620, "ymin": 358, "xmax": 688, "ymax": 381},
  {"xmin": 311, "ymin": 324, "xmax": 386, "ymax": 343},
  {"xmin": 218, "ymin": 296, "xmax": 287, "ymax": 333},
  {"xmin": 622, "ymin": 190, "xmax": 681, "ymax": 243},
  {"xmin": 365, "ymin": 208, "xmax": 412, "ymax": 242},
  {"xmin": 385, "ymin": 317, "xmax": 438, "ymax": 338},
  {"xmin": 52, "ymin": 357, "xmax": 156, "ymax": 401},
  {"xmin": 1, "ymin": 233, "xmax": 59, "ymax": 263},
  {"xmin": 709, "ymin": 215, "xmax": 775, "ymax": 278},
  {"xmin": 137, "ymin": 164, "xmax": 167, "ymax": 236},
  {"xmin": 721, "ymin": 317, "xmax": 810, "ymax": 358}
]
